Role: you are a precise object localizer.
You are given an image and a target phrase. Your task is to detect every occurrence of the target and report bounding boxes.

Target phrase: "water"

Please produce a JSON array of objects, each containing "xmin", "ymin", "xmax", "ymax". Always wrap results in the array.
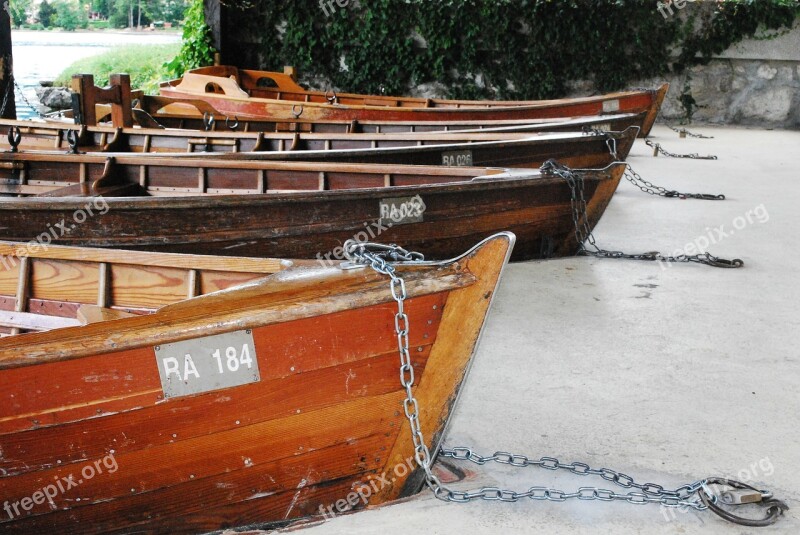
[{"xmin": 9, "ymin": 30, "xmax": 181, "ymax": 119}]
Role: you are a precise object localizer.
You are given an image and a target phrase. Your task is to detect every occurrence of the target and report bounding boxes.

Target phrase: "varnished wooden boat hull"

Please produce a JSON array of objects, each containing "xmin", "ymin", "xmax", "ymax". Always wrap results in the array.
[
  {"xmin": 160, "ymin": 67, "xmax": 668, "ymax": 137},
  {"xmin": 0, "ymin": 121, "xmax": 637, "ymax": 170},
  {"xmin": 0, "ymin": 161, "xmax": 624, "ymax": 261},
  {"xmin": 137, "ymin": 110, "xmax": 646, "ymax": 136},
  {"xmin": 0, "ymin": 233, "xmax": 515, "ymax": 534}
]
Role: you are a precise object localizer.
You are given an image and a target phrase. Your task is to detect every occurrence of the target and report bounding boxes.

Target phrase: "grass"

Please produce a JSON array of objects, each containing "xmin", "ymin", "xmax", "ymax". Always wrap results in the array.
[{"xmin": 54, "ymin": 43, "xmax": 181, "ymax": 94}]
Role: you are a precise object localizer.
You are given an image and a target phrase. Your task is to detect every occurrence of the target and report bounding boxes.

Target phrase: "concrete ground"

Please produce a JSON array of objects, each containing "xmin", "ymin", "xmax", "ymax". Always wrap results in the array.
[{"xmin": 283, "ymin": 125, "xmax": 800, "ymax": 534}]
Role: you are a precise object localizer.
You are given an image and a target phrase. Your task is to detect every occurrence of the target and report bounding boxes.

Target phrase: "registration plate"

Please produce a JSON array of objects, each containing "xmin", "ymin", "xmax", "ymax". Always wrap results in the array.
[
  {"xmin": 154, "ymin": 329, "xmax": 261, "ymax": 398},
  {"xmin": 379, "ymin": 195, "xmax": 426, "ymax": 226},
  {"xmin": 441, "ymin": 150, "xmax": 473, "ymax": 167}
]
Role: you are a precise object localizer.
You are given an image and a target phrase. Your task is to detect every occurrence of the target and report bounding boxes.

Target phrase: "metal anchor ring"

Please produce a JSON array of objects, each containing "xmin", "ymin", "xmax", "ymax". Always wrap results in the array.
[
  {"xmin": 698, "ymin": 477, "xmax": 788, "ymax": 527},
  {"xmin": 291, "ymin": 104, "xmax": 304, "ymax": 118},
  {"xmin": 66, "ymin": 129, "xmax": 81, "ymax": 154},
  {"xmin": 7, "ymin": 126, "xmax": 21, "ymax": 152},
  {"xmin": 225, "ymin": 115, "xmax": 239, "ymax": 130},
  {"xmin": 202, "ymin": 112, "xmax": 215, "ymax": 132},
  {"xmin": 325, "ymin": 89, "xmax": 337, "ymax": 104}
]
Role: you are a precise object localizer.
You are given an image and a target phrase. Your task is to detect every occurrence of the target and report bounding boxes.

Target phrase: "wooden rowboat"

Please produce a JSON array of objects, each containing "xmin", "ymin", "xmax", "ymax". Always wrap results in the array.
[
  {"xmin": 0, "ymin": 153, "xmax": 624, "ymax": 261},
  {"xmin": 159, "ymin": 66, "xmax": 668, "ymax": 137},
  {"xmin": 65, "ymin": 74, "xmax": 648, "ymax": 135},
  {"xmin": 1, "ymin": 119, "xmax": 637, "ymax": 170},
  {"xmin": 0, "ymin": 232, "xmax": 515, "ymax": 533}
]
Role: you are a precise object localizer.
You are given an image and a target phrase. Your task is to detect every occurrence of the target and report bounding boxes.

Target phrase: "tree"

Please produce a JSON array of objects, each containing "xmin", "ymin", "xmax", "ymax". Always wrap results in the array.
[
  {"xmin": 38, "ymin": 0, "xmax": 56, "ymax": 27},
  {"xmin": 53, "ymin": 0, "xmax": 88, "ymax": 30},
  {"xmin": 8, "ymin": 0, "xmax": 33, "ymax": 27}
]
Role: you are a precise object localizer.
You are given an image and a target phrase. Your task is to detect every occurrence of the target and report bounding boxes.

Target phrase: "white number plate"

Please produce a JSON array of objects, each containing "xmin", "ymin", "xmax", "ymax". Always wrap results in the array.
[
  {"xmin": 379, "ymin": 195, "xmax": 426, "ymax": 226},
  {"xmin": 441, "ymin": 150, "xmax": 473, "ymax": 167},
  {"xmin": 602, "ymin": 99, "xmax": 620, "ymax": 113},
  {"xmin": 154, "ymin": 329, "xmax": 260, "ymax": 398}
]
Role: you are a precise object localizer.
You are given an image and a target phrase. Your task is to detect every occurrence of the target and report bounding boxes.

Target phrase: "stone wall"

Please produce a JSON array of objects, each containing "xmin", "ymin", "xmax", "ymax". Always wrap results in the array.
[{"xmin": 633, "ymin": 24, "xmax": 800, "ymax": 128}]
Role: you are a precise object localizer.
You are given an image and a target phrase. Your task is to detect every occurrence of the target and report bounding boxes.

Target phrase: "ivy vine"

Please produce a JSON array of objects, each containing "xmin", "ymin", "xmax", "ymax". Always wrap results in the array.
[
  {"xmin": 202, "ymin": 0, "xmax": 799, "ymax": 100},
  {"xmin": 164, "ymin": 0, "xmax": 217, "ymax": 79}
]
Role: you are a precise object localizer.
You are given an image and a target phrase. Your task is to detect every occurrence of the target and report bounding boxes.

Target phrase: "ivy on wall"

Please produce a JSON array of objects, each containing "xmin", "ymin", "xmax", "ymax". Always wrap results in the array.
[{"xmin": 202, "ymin": 0, "xmax": 799, "ymax": 99}]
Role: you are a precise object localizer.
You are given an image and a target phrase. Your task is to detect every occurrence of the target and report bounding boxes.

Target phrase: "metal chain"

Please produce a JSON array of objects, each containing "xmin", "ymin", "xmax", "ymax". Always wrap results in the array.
[
  {"xmin": 666, "ymin": 124, "xmax": 714, "ymax": 139},
  {"xmin": 343, "ymin": 242, "xmax": 709, "ymax": 512},
  {"xmin": 13, "ymin": 78, "xmax": 48, "ymax": 119},
  {"xmin": 541, "ymin": 159, "xmax": 743, "ymax": 268},
  {"xmin": 584, "ymin": 127, "xmax": 724, "ymax": 200},
  {"xmin": 645, "ymin": 139, "xmax": 717, "ymax": 160},
  {"xmin": 0, "ymin": 74, "xmax": 12, "ymax": 118}
]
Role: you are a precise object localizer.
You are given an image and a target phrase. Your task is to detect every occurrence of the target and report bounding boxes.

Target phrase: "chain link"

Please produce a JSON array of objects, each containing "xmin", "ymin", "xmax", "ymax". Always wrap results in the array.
[
  {"xmin": 666, "ymin": 124, "xmax": 714, "ymax": 139},
  {"xmin": 645, "ymin": 139, "xmax": 717, "ymax": 160},
  {"xmin": 12, "ymin": 78, "xmax": 48, "ymax": 119},
  {"xmin": 344, "ymin": 241, "xmax": 710, "ymax": 513},
  {"xmin": 584, "ymin": 127, "xmax": 724, "ymax": 200},
  {"xmin": 540, "ymin": 159, "xmax": 743, "ymax": 268},
  {"xmin": 0, "ymin": 74, "xmax": 12, "ymax": 118}
]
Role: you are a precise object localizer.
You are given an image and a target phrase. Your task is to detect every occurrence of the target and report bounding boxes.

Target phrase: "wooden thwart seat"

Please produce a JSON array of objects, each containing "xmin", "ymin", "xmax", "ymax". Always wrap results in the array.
[
  {"xmin": 77, "ymin": 304, "xmax": 136, "ymax": 325},
  {"xmin": 0, "ymin": 310, "xmax": 81, "ymax": 332}
]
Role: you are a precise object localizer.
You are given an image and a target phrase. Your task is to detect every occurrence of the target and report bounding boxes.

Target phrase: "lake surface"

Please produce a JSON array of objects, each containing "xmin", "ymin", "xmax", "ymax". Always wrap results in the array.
[{"xmin": 10, "ymin": 30, "xmax": 181, "ymax": 119}]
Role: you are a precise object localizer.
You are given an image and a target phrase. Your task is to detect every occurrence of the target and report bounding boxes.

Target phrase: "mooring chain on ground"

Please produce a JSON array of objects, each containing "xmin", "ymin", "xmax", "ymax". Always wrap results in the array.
[
  {"xmin": 645, "ymin": 138, "xmax": 718, "ymax": 160},
  {"xmin": 666, "ymin": 123, "xmax": 714, "ymax": 139},
  {"xmin": 344, "ymin": 242, "xmax": 782, "ymax": 525},
  {"xmin": 540, "ymin": 159, "xmax": 742, "ymax": 268},
  {"xmin": 583, "ymin": 127, "xmax": 725, "ymax": 200}
]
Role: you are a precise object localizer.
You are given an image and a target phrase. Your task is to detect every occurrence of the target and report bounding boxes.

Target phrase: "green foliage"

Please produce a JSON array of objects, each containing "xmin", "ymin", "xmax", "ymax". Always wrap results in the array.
[
  {"xmin": 8, "ymin": 0, "xmax": 32, "ymax": 27},
  {"xmin": 54, "ymin": 43, "xmax": 181, "ymax": 93},
  {"xmin": 37, "ymin": 0, "xmax": 56, "ymax": 27},
  {"xmin": 53, "ymin": 0, "xmax": 88, "ymax": 31},
  {"xmin": 88, "ymin": 19, "xmax": 110, "ymax": 29},
  {"xmin": 220, "ymin": 0, "xmax": 800, "ymax": 99},
  {"xmin": 163, "ymin": 0, "xmax": 215, "ymax": 78}
]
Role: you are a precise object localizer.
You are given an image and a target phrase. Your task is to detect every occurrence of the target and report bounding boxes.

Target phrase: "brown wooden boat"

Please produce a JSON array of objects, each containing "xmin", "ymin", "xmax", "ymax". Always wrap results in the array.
[
  {"xmin": 0, "ymin": 232, "xmax": 514, "ymax": 534},
  {"xmin": 158, "ymin": 66, "xmax": 667, "ymax": 137},
  {"xmin": 0, "ymin": 151, "xmax": 623, "ymax": 260},
  {"xmin": 1, "ymin": 118, "xmax": 637, "ymax": 170},
  {"xmin": 56, "ymin": 73, "xmax": 647, "ymax": 135}
]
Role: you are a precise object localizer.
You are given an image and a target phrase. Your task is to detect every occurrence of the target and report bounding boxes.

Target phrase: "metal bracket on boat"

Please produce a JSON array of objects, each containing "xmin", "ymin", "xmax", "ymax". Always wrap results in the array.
[
  {"xmin": 202, "ymin": 112, "xmax": 215, "ymax": 132},
  {"xmin": 291, "ymin": 104, "xmax": 304, "ymax": 119},
  {"xmin": 6, "ymin": 126, "xmax": 21, "ymax": 152},
  {"xmin": 225, "ymin": 115, "xmax": 239, "ymax": 131},
  {"xmin": 698, "ymin": 478, "xmax": 788, "ymax": 526},
  {"xmin": 66, "ymin": 129, "xmax": 81, "ymax": 154},
  {"xmin": 343, "ymin": 241, "xmax": 425, "ymax": 264},
  {"xmin": 325, "ymin": 89, "xmax": 338, "ymax": 105}
]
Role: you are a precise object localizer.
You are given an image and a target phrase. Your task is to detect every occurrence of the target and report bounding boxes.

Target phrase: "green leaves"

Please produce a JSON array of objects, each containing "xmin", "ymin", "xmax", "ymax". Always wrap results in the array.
[
  {"xmin": 217, "ymin": 0, "xmax": 798, "ymax": 98},
  {"xmin": 163, "ymin": 0, "xmax": 215, "ymax": 79}
]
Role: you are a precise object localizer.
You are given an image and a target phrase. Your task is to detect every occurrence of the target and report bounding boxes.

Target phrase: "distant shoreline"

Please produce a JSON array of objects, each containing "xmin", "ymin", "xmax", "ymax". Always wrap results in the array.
[{"xmin": 11, "ymin": 28, "xmax": 182, "ymax": 36}]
